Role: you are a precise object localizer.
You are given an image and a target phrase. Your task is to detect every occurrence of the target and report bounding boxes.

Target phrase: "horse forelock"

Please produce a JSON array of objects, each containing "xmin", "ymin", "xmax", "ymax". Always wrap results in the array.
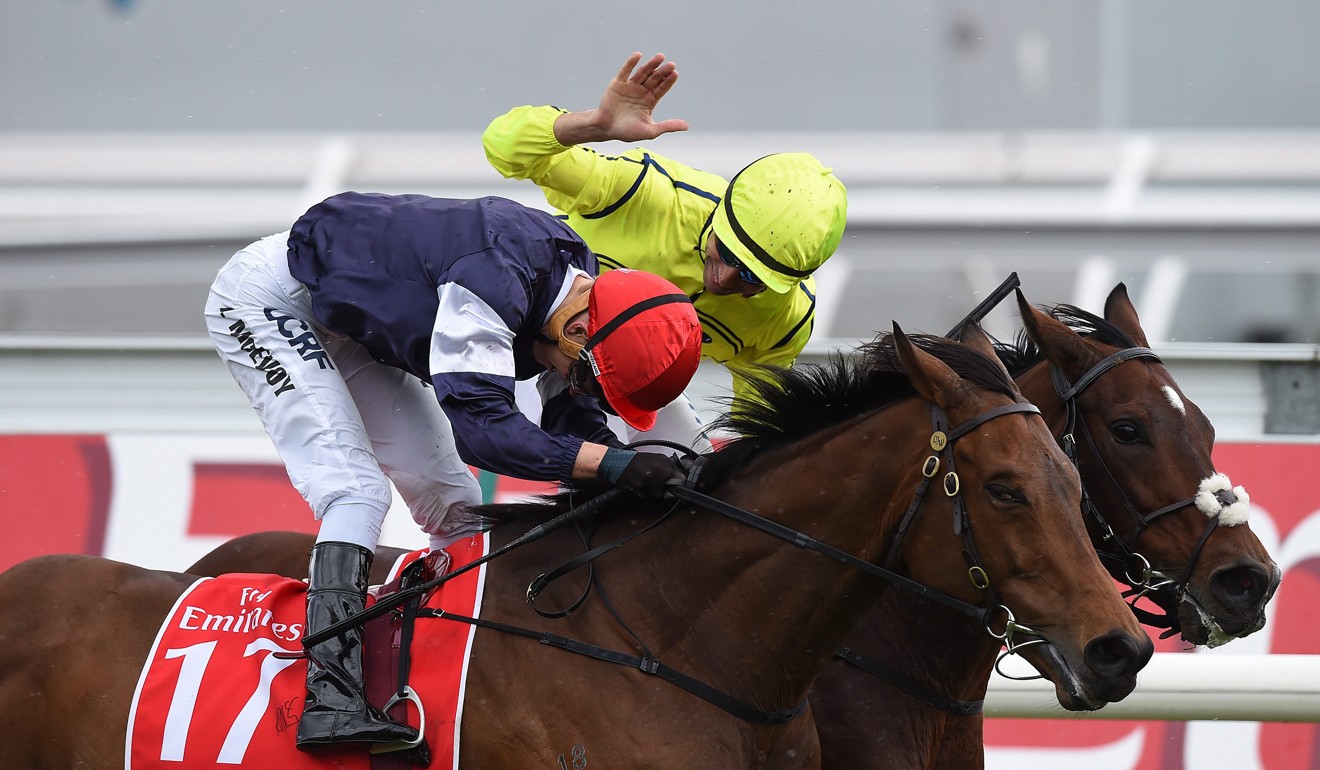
[{"xmin": 1053, "ymin": 303, "xmax": 1138, "ymax": 348}]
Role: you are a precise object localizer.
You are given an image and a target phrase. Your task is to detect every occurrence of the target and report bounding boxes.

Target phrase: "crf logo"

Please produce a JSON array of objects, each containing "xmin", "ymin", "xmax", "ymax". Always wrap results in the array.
[
  {"xmin": 263, "ymin": 309, "xmax": 335, "ymax": 371},
  {"xmin": 218, "ymin": 306, "xmax": 336, "ymax": 397}
]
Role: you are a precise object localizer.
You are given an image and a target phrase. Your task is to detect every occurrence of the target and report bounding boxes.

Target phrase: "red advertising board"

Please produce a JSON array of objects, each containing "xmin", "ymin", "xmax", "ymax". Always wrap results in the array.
[{"xmin": 1, "ymin": 435, "xmax": 1317, "ymax": 767}]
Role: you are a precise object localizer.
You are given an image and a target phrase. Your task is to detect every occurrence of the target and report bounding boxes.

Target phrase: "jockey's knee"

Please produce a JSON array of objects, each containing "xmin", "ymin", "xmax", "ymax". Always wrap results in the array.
[{"xmin": 386, "ymin": 469, "xmax": 483, "ymax": 548}]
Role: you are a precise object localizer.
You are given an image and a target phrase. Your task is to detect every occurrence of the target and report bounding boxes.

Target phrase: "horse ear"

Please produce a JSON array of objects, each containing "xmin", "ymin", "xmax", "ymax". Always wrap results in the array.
[
  {"xmin": 1016, "ymin": 287, "xmax": 1098, "ymax": 380},
  {"xmin": 1103, "ymin": 283, "xmax": 1151, "ymax": 347},
  {"xmin": 954, "ymin": 321, "xmax": 991, "ymax": 357},
  {"xmin": 893, "ymin": 322, "xmax": 963, "ymax": 410},
  {"xmin": 957, "ymin": 321, "xmax": 1017, "ymax": 383}
]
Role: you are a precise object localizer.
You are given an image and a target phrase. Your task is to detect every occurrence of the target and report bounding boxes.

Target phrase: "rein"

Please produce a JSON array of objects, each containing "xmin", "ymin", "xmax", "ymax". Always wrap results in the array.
[
  {"xmin": 670, "ymin": 402, "xmax": 1048, "ymax": 633},
  {"xmin": 416, "ymin": 606, "xmax": 808, "ymax": 725},
  {"xmin": 332, "ymin": 398, "xmax": 1050, "ymax": 725},
  {"xmin": 1050, "ymin": 347, "xmax": 1219, "ymax": 637},
  {"xmin": 476, "ymin": 400, "xmax": 1045, "ymax": 725},
  {"xmin": 301, "ymin": 488, "xmax": 629, "ymax": 648}
]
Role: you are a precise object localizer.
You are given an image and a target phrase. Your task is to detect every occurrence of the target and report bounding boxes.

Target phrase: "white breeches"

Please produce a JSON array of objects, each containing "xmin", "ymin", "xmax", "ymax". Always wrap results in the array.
[{"xmin": 203, "ymin": 232, "xmax": 482, "ymax": 552}]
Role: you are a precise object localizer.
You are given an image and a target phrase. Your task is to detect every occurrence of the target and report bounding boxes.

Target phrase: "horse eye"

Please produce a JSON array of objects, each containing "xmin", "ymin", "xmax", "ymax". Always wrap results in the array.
[
  {"xmin": 987, "ymin": 484, "xmax": 1022, "ymax": 504},
  {"xmin": 1110, "ymin": 420, "xmax": 1142, "ymax": 444}
]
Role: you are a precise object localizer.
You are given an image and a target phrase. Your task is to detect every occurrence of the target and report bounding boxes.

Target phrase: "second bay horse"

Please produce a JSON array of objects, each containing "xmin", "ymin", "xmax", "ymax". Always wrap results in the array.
[{"xmin": 808, "ymin": 285, "xmax": 1280, "ymax": 769}]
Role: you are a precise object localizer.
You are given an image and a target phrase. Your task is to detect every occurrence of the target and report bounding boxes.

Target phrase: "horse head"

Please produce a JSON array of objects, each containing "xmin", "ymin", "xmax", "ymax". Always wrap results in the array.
[
  {"xmin": 1012, "ymin": 284, "xmax": 1280, "ymax": 646},
  {"xmin": 875, "ymin": 323, "xmax": 1153, "ymax": 710}
]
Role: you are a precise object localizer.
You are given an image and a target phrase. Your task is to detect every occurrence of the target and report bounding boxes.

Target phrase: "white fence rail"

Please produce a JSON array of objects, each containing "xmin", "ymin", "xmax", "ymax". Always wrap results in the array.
[
  {"xmin": 7, "ymin": 131, "xmax": 1320, "ymax": 244},
  {"xmin": 988, "ymin": 653, "xmax": 1320, "ymax": 722},
  {"xmin": 4, "ymin": 335, "xmax": 1314, "ymax": 442}
]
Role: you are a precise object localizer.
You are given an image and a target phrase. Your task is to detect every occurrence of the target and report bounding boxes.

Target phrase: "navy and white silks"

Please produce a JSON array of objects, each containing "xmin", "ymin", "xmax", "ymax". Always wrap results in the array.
[{"xmin": 204, "ymin": 193, "xmax": 620, "ymax": 551}]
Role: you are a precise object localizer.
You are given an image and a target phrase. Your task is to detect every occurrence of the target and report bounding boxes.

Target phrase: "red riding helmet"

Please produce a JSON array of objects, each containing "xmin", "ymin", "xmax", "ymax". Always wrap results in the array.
[{"xmin": 583, "ymin": 269, "xmax": 702, "ymax": 431}]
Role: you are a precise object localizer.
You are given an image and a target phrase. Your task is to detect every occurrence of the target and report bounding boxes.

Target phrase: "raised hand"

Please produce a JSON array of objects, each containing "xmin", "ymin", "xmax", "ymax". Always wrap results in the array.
[{"xmin": 554, "ymin": 52, "xmax": 691, "ymax": 146}]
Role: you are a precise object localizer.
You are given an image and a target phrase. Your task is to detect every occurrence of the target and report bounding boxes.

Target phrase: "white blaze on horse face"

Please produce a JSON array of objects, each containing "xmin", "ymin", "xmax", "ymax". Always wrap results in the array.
[
  {"xmin": 1195, "ymin": 472, "xmax": 1251, "ymax": 526},
  {"xmin": 1162, "ymin": 385, "xmax": 1186, "ymax": 415}
]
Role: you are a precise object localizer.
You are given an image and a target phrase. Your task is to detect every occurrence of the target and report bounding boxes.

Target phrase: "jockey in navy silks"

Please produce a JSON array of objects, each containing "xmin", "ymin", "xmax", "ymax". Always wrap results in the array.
[{"xmin": 205, "ymin": 192, "xmax": 702, "ymax": 752}]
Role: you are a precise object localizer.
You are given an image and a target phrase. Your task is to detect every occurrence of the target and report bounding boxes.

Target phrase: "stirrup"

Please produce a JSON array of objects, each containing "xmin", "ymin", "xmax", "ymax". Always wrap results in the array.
[{"xmin": 369, "ymin": 686, "xmax": 427, "ymax": 755}]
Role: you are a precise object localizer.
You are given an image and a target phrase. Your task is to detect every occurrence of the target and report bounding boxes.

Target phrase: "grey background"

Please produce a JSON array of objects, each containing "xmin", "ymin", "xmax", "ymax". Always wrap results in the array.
[
  {"xmin": 6, "ymin": 0, "xmax": 1320, "ymax": 133},
  {"xmin": 4, "ymin": 0, "xmax": 1320, "ymax": 346}
]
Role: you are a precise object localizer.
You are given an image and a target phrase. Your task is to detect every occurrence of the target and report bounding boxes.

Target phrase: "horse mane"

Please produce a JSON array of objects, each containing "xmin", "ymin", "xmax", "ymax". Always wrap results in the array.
[
  {"xmin": 715, "ymin": 333, "xmax": 1016, "ymax": 443},
  {"xmin": 994, "ymin": 303, "xmax": 1141, "ymax": 376},
  {"xmin": 473, "ymin": 332, "xmax": 1019, "ymax": 527}
]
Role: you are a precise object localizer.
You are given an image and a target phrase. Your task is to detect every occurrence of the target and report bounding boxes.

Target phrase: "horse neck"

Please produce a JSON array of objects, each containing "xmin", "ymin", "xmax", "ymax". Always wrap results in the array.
[
  {"xmin": 864, "ymin": 589, "xmax": 999, "ymax": 703},
  {"xmin": 815, "ymin": 586, "xmax": 998, "ymax": 770},
  {"xmin": 618, "ymin": 404, "xmax": 929, "ymax": 713}
]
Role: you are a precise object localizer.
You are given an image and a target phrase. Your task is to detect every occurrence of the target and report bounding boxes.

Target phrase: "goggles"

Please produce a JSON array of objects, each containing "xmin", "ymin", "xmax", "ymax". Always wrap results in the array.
[
  {"xmin": 568, "ymin": 358, "xmax": 617, "ymax": 416},
  {"xmin": 715, "ymin": 240, "xmax": 765, "ymax": 286}
]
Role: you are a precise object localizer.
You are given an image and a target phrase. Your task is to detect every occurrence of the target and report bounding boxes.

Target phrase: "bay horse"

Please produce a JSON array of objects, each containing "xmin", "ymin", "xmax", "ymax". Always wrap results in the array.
[
  {"xmin": 0, "ymin": 325, "xmax": 1152, "ymax": 769},
  {"xmin": 188, "ymin": 285, "xmax": 1272, "ymax": 769},
  {"xmin": 808, "ymin": 285, "xmax": 1279, "ymax": 769}
]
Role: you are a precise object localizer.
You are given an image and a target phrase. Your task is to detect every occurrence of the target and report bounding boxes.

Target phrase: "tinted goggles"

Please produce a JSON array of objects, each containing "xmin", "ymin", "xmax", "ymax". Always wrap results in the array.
[
  {"xmin": 568, "ymin": 358, "xmax": 617, "ymax": 416},
  {"xmin": 715, "ymin": 240, "xmax": 765, "ymax": 286}
]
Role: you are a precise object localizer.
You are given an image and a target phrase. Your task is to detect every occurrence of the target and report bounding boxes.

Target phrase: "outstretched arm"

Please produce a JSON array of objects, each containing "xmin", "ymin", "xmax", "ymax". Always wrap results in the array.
[{"xmin": 553, "ymin": 52, "xmax": 691, "ymax": 146}]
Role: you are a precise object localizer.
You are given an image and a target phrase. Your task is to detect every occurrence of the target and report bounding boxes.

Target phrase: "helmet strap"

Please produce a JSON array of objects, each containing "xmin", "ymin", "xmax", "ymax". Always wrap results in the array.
[{"xmin": 582, "ymin": 293, "xmax": 691, "ymax": 353}]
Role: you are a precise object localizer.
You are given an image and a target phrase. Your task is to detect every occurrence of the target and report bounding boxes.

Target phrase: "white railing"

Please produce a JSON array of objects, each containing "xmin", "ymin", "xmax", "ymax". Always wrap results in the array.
[
  {"xmin": 7, "ymin": 131, "xmax": 1320, "ymax": 245},
  {"xmin": 5, "ymin": 131, "xmax": 1320, "ymax": 346},
  {"xmin": 987, "ymin": 653, "xmax": 1320, "ymax": 722},
  {"xmin": 0, "ymin": 335, "xmax": 1315, "ymax": 442}
]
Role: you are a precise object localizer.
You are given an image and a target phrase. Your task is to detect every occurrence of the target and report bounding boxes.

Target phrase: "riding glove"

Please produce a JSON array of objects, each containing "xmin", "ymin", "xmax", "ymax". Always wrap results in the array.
[{"xmin": 597, "ymin": 448, "xmax": 686, "ymax": 498}]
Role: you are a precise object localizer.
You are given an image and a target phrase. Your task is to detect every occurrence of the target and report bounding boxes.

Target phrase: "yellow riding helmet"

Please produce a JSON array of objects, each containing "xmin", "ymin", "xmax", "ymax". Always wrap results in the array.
[{"xmin": 710, "ymin": 153, "xmax": 848, "ymax": 294}]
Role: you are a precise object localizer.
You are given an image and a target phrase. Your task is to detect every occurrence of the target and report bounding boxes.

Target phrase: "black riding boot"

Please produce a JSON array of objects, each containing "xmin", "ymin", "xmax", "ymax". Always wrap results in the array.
[{"xmin": 296, "ymin": 541, "xmax": 419, "ymax": 752}]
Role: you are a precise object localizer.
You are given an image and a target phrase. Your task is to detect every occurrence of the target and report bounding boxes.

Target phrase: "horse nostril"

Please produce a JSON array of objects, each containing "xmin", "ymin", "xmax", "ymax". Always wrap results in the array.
[
  {"xmin": 1210, "ymin": 563, "xmax": 1271, "ymax": 609},
  {"xmin": 1084, "ymin": 632, "xmax": 1150, "ymax": 678}
]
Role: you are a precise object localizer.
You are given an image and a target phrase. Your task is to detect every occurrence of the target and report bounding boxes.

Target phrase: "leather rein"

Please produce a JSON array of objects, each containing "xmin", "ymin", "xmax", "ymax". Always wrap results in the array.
[{"xmin": 327, "ymin": 399, "xmax": 1046, "ymax": 726}]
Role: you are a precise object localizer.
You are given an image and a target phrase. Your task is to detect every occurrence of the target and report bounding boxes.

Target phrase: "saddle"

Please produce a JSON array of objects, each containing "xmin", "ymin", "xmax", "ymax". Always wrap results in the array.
[{"xmin": 127, "ymin": 542, "xmax": 486, "ymax": 770}]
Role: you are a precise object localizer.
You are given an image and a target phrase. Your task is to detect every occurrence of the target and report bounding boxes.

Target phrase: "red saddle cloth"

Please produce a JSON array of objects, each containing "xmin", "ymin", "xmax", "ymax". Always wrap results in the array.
[{"xmin": 126, "ymin": 534, "xmax": 488, "ymax": 769}]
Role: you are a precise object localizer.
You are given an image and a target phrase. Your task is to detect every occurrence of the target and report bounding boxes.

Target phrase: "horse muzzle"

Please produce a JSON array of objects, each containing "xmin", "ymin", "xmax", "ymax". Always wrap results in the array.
[{"xmin": 1179, "ymin": 559, "xmax": 1281, "ymax": 647}]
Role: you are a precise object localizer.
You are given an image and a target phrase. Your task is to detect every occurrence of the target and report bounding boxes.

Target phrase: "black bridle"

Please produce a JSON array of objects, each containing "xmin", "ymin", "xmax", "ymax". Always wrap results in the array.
[
  {"xmin": 318, "ymin": 398, "xmax": 1050, "ymax": 725},
  {"xmin": 833, "ymin": 346, "xmax": 1219, "ymax": 715},
  {"xmin": 830, "ymin": 399, "xmax": 1054, "ymax": 715},
  {"xmin": 1050, "ymin": 347, "xmax": 1221, "ymax": 638}
]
